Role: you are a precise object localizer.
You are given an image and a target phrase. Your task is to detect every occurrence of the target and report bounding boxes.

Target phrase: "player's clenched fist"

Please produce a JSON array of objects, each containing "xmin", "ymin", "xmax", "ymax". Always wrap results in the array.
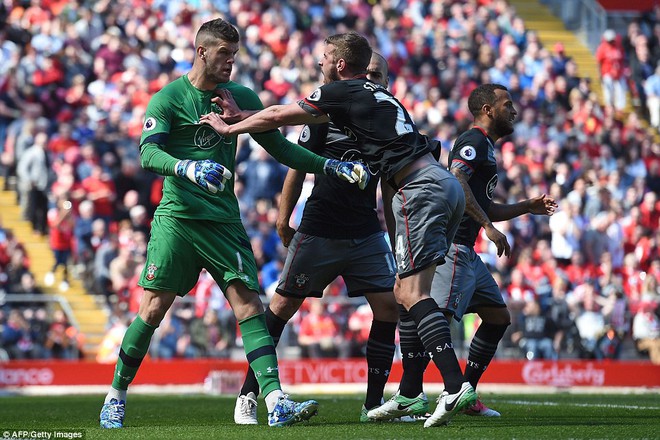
[{"xmin": 175, "ymin": 159, "xmax": 232, "ymax": 194}]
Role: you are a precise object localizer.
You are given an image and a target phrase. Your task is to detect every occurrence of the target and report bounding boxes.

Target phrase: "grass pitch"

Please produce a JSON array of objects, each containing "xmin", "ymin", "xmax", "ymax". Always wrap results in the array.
[{"xmin": 1, "ymin": 392, "xmax": 658, "ymax": 439}]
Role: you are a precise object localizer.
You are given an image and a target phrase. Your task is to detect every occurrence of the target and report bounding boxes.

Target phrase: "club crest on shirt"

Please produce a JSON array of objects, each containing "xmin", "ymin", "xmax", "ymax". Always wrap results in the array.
[
  {"xmin": 294, "ymin": 273, "xmax": 309, "ymax": 289},
  {"xmin": 459, "ymin": 145, "xmax": 476, "ymax": 160},
  {"xmin": 145, "ymin": 263, "xmax": 158, "ymax": 281},
  {"xmin": 307, "ymin": 88, "xmax": 321, "ymax": 101},
  {"xmin": 486, "ymin": 174, "xmax": 498, "ymax": 200},
  {"xmin": 194, "ymin": 125, "xmax": 223, "ymax": 149},
  {"xmin": 143, "ymin": 117, "xmax": 157, "ymax": 132}
]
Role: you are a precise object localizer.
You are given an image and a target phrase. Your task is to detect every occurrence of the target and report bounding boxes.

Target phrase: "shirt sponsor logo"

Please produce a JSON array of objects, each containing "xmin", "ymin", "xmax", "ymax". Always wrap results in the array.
[
  {"xmin": 143, "ymin": 117, "xmax": 157, "ymax": 132},
  {"xmin": 194, "ymin": 125, "xmax": 223, "ymax": 149},
  {"xmin": 341, "ymin": 149, "xmax": 377, "ymax": 176},
  {"xmin": 486, "ymin": 174, "xmax": 498, "ymax": 200},
  {"xmin": 459, "ymin": 145, "xmax": 476, "ymax": 160}
]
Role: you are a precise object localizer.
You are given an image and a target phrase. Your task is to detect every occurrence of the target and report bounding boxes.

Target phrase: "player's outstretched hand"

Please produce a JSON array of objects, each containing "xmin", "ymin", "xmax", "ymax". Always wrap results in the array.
[
  {"xmin": 211, "ymin": 89, "xmax": 243, "ymax": 123},
  {"xmin": 528, "ymin": 194, "xmax": 558, "ymax": 216},
  {"xmin": 323, "ymin": 159, "xmax": 370, "ymax": 190},
  {"xmin": 175, "ymin": 159, "xmax": 232, "ymax": 194},
  {"xmin": 199, "ymin": 112, "xmax": 230, "ymax": 135}
]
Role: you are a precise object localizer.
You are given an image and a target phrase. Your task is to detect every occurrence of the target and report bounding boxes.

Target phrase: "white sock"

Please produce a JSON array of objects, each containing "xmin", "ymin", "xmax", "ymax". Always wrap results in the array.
[
  {"xmin": 264, "ymin": 389, "xmax": 284, "ymax": 413},
  {"xmin": 104, "ymin": 387, "xmax": 127, "ymax": 404}
]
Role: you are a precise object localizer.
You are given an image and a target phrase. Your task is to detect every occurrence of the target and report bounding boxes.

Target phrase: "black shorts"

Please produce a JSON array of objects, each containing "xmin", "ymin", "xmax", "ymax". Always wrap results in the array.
[{"xmin": 276, "ymin": 231, "xmax": 396, "ymax": 298}]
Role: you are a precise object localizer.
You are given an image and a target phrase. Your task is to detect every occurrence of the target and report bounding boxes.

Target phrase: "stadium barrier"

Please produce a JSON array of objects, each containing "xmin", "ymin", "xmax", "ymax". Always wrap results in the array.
[{"xmin": 1, "ymin": 359, "xmax": 658, "ymax": 389}]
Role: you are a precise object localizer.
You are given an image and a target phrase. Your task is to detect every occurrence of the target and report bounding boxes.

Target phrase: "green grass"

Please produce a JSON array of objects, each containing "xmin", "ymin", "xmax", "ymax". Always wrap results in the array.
[{"xmin": 1, "ymin": 393, "xmax": 659, "ymax": 439}]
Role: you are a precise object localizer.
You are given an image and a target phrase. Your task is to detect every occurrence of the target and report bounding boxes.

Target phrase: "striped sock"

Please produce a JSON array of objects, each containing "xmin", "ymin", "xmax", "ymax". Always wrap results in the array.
[
  {"xmin": 408, "ymin": 298, "xmax": 464, "ymax": 394},
  {"xmin": 365, "ymin": 320, "xmax": 397, "ymax": 409}
]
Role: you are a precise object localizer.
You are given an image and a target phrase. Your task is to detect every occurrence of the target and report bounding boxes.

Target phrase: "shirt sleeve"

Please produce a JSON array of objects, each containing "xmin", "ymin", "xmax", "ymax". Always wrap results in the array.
[
  {"xmin": 449, "ymin": 133, "xmax": 484, "ymax": 178},
  {"xmin": 139, "ymin": 142, "xmax": 178, "ymax": 176},
  {"xmin": 231, "ymin": 83, "xmax": 328, "ymax": 174},
  {"xmin": 139, "ymin": 91, "xmax": 172, "ymax": 148},
  {"xmin": 250, "ymin": 130, "xmax": 327, "ymax": 174},
  {"xmin": 298, "ymin": 82, "xmax": 346, "ymax": 117},
  {"xmin": 297, "ymin": 123, "xmax": 329, "ymax": 154}
]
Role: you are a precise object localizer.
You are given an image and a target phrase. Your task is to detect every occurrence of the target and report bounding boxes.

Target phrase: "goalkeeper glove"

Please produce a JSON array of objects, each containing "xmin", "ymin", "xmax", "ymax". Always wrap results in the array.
[
  {"xmin": 323, "ymin": 159, "xmax": 370, "ymax": 190},
  {"xmin": 175, "ymin": 159, "xmax": 232, "ymax": 194}
]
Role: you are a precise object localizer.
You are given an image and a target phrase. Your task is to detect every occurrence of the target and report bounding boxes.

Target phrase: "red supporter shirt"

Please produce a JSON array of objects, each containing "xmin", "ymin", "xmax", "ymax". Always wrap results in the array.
[{"xmin": 48, "ymin": 208, "xmax": 73, "ymax": 251}]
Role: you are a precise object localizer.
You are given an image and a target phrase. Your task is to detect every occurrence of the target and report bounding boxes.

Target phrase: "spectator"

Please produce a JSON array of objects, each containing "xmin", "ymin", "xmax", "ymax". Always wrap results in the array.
[
  {"xmin": 26, "ymin": 308, "xmax": 51, "ymax": 359},
  {"xmin": 632, "ymin": 300, "xmax": 660, "ymax": 364},
  {"xmin": 574, "ymin": 292, "xmax": 607, "ymax": 359},
  {"xmin": 511, "ymin": 299, "xmax": 558, "ymax": 360},
  {"xmin": 16, "ymin": 131, "xmax": 50, "ymax": 235},
  {"xmin": 595, "ymin": 29, "xmax": 627, "ymax": 113},
  {"xmin": 1, "ymin": 309, "xmax": 32, "ymax": 359},
  {"xmin": 80, "ymin": 164, "xmax": 116, "ymax": 224},
  {"xmin": 548, "ymin": 276, "xmax": 576, "ymax": 357},
  {"xmin": 44, "ymin": 195, "xmax": 74, "ymax": 291},
  {"xmin": 44, "ymin": 309, "xmax": 77, "ymax": 359},
  {"xmin": 297, "ymin": 298, "xmax": 344, "ymax": 359},
  {"xmin": 189, "ymin": 308, "xmax": 231, "ymax": 358},
  {"xmin": 644, "ymin": 64, "xmax": 660, "ymax": 129}
]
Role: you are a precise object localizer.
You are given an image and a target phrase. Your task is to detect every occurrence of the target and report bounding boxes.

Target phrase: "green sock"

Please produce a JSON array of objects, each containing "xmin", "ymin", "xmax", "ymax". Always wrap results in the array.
[
  {"xmin": 239, "ymin": 313, "xmax": 281, "ymax": 397},
  {"xmin": 111, "ymin": 315, "xmax": 157, "ymax": 391}
]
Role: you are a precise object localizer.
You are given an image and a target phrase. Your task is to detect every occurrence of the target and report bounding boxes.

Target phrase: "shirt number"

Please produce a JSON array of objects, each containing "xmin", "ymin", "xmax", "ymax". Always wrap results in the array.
[{"xmin": 373, "ymin": 91, "xmax": 414, "ymax": 136}]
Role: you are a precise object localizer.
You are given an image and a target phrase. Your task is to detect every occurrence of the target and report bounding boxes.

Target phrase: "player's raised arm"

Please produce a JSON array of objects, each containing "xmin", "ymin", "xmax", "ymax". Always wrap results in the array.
[{"xmin": 200, "ymin": 102, "xmax": 329, "ymax": 136}]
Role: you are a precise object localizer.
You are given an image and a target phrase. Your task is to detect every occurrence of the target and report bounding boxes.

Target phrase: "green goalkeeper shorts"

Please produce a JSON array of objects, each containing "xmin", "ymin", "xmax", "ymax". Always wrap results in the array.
[{"xmin": 138, "ymin": 215, "xmax": 260, "ymax": 295}]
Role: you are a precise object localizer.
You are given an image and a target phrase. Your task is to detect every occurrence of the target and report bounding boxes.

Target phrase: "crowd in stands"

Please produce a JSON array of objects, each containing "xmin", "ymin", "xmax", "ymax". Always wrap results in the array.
[{"xmin": 0, "ymin": 0, "xmax": 659, "ymax": 364}]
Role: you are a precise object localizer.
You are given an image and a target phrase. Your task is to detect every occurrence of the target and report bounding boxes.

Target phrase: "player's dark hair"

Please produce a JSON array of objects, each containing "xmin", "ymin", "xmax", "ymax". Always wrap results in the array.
[
  {"xmin": 468, "ymin": 84, "xmax": 508, "ymax": 117},
  {"xmin": 196, "ymin": 18, "xmax": 239, "ymax": 47},
  {"xmin": 325, "ymin": 32, "xmax": 372, "ymax": 73}
]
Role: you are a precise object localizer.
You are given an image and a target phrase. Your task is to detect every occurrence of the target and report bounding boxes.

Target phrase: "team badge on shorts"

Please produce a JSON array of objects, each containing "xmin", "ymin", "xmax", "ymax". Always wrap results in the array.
[
  {"xmin": 294, "ymin": 273, "xmax": 309, "ymax": 289},
  {"xmin": 145, "ymin": 263, "xmax": 158, "ymax": 281},
  {"xmin": 453, "ymin": 292, "xmax": 463, "ymax": 309}
]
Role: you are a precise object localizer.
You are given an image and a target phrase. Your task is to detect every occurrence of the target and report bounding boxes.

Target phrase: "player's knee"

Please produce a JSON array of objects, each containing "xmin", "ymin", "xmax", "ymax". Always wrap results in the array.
[
  {"xmin": 366, "ymin": 291, "xmax": 399, "ymax": 322},
  {"xmin": 269, "ymin": 295, "xmax": 302, "ymax": 321},
  {"xmin": 479, "ymin": 306, "xmax": 511, "ymax": 326},
  {"xmin": 139, "ymin": 290, "xmax": 176, "ymax": 326}
]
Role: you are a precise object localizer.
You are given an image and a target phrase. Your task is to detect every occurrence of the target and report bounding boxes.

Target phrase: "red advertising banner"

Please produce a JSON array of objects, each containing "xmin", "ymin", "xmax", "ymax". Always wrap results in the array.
[
  {"xmin": 0, "ymin": 359, "xmax": 658, "ymax": 388},
  {"xmin": 598, "ymin": 0, "xmax": 657, "ymax": 11}
]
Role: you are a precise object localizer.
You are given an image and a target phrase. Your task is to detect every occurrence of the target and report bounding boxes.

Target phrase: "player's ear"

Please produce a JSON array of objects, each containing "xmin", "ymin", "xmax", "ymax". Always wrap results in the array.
[{"xmin": 483, "ymin": 103, "xmax": 493, "ymax": 117}]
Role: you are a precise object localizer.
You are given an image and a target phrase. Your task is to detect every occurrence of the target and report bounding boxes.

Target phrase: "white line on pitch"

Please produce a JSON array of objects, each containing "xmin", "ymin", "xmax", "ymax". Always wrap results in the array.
[{"xmin": 493, "ymin": 400, "xmax": 660, "ymax": 410}]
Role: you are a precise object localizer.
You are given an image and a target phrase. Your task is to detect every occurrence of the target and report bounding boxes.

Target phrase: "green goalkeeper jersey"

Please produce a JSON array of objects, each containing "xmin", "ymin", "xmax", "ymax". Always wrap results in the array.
[{"xmin": 139, "ymin": 74, "xmax": 326, "ymax": 223}]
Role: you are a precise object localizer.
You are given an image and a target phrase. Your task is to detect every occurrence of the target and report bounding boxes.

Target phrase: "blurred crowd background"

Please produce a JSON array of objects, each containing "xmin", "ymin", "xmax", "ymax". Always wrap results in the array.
[{"xmin": 0, "ymin": 0, "xmax": 659, "ymax": 365}]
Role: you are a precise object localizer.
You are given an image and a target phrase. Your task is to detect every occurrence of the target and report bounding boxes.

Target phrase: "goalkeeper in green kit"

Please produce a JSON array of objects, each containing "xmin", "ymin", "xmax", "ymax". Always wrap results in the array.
[{"xmin": 99, "ymin": 18, "xmax": 368, "ymax": 429}]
